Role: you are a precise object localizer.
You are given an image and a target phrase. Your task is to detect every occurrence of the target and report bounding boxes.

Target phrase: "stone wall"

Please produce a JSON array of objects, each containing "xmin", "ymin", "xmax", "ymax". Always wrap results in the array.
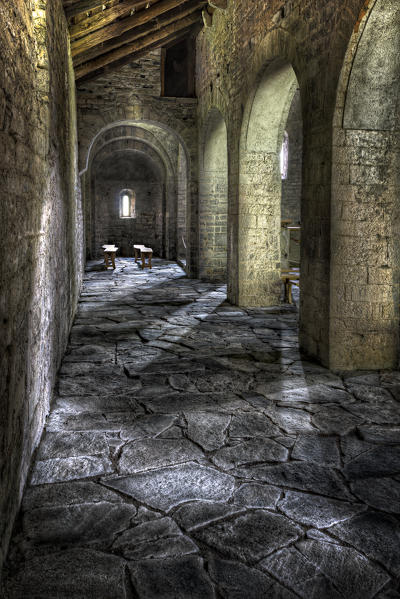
[
  {"xmin": 199, "ymin": 108, "xmax": 228, "ymax": 281},
  {"xmin": 0, "ymin": 0, "xmax": 83, "ymax": 572},
  {"xmin": 196, "ymin": 0, "xmax": 369, "ymax": 364},
  {"xmin": 76, "ymin": 51, "xmax": 199, "ymax": 275},
  {"xmin": 330, "ymin": 0, "xmax": 400, "ymax": 370},
  {"xmin": 93, "ymin": 152, "xmax": 164, "ymax": 257}
]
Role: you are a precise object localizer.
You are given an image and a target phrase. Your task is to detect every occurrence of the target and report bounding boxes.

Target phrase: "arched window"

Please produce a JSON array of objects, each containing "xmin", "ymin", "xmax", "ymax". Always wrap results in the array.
[
  {"xmin": 119, "ymin": 189, "xmax": 136, "ymax": 218},
  {"xmin": 280, "ymin": 131, "xmax": 289, "ymax": 180}
]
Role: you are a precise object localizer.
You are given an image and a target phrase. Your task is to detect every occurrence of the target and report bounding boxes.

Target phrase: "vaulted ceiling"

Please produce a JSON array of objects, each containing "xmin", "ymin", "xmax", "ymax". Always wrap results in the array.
[{"xmin": 63, "ymin": 0, "xmax": 227, "ymax": 83}]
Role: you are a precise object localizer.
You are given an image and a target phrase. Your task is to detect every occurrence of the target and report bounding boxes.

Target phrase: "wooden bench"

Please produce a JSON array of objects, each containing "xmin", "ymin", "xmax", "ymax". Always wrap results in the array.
[
  {"xmin": 140, "ymin": 247, "xmax": 153, "ymax": 269},
  {"xmin": 102, "ymin": 245, "xmax": 118, "ymax": 269},
  {"xmin": 281, "ymin": 268, "xmax": 300, "ymax": 304},
  {"xmin": 133, "ymin": 244, "xmax": 146, "ymax": 263}
]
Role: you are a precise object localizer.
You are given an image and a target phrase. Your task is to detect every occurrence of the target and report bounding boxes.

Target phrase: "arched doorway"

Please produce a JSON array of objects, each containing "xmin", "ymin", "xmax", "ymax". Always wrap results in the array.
[
  {"xmin": 238, "ymin": 59, "xmax": 301, "ymax": 306},
  {"xmin": 330, "ymin": 0, "xmax": 400, "ymax": 370},
  {"xmin": 91, "ymin": 149, "xmax": 165, "ymax": 258},
  {"xmin": 199, "ymin": 108, "xmax": 228, "ymax": 281}
]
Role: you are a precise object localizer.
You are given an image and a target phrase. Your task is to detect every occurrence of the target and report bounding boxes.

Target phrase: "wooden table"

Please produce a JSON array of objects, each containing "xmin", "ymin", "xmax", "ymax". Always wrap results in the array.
[
  {"xmin": 140, "ymin": 247, "xmax": 153, "ymax": 269},
  {"xmin": 281, "ymin": 268, "xmax": 300, "ymax": 304},
  {"xmin": 102, "ymin": 245, "xmax": 118, "ymax": 269},
  {"xmin": 133, "ymin": 244, "xmax": 146, "ymax": 263}
]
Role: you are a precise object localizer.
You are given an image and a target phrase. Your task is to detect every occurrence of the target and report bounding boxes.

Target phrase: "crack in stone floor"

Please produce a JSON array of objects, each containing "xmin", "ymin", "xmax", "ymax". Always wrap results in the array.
[{"xmin": 3, "ymin": 259, "xmax": 400, "ymax": 598}]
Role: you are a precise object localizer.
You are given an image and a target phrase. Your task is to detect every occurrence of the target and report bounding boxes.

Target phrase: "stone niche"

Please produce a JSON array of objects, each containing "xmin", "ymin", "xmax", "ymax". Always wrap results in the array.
[{"xmin": 92, "ymin": 151, "xmax": 164, "ymax": 257}]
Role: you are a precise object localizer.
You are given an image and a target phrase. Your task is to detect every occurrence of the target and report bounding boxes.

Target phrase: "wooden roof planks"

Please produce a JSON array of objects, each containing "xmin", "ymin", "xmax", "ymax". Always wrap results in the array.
[{"xmin": 62, "ymin": 0, "xmax": 214, "ymax": 81}]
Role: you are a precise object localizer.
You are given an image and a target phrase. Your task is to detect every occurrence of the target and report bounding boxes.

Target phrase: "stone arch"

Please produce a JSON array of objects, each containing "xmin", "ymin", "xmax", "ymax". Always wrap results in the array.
[
  {"xmin": 238, "ymin": 58, "xmax": 300, "ymax": 306},
  {"xmin": 330, "ymin": 0, "xmax": 400, "ymax": 370},
  {"xmin": 82, "ymin": 121, "xmax": 190, "ymax": 265},
  {"xmin": 198, "ymin": 108, "xmax": 228, "ymax": 281},
  {"xmin": 89, "ymin": 138, "xmax": 172, "ymax": 259},
  {"xmin": 81, "ymin": 120, "xmax": 190, "ymax": 176}
]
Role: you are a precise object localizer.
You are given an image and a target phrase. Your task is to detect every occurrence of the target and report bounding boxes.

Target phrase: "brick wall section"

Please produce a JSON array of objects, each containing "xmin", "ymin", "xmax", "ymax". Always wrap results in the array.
[
  {"xmin": 0, "ymin": 0, "xmax": 83, "ymax": 572},
  {"xmin": 196, "ymin": 0, "xmax": 368, "ymax": 363}
]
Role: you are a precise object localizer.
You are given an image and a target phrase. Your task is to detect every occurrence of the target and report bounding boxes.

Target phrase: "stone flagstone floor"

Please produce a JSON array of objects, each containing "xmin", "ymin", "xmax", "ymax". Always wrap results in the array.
[{"xmin": 2, "ymin": 259, "xmax": 400, "ymax": 598}]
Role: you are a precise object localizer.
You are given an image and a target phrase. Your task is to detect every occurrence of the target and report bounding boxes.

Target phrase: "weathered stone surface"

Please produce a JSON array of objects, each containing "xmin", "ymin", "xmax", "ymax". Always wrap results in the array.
[
  {"xmin": 5, "ymin": 259, "xmax": 400, "ymax": 594},
  {"xmin": 268, "ymin": 408, "xmax": 314, "ymax": 433},
  {"xmin": 351, "ymin": 477, "xmax": 400, "ymax": 513},
  {"xmin": 23, "ymin": 502, "xmax": 136, "ymax": 546},
  {"xmin": 212, "ymin": 439, "xmax": 288, "ymax": 470},
  {"xmin": 104, "ymin": 463, "xmax": 235, "ymax": 510},
  {"xmin": 261, "ymin": 547, "xmax": 342, "ymax": 599},
  {"xmin": 119, "ymin": 415, "xmax": 178, "ymax": 441},
  {"xmin": 193, "ymin": 510, "xmax": 303, "ymax": 562},
  {"xmin": 47, "ymin": 411, "xmax": 144, "ymax": 432},
  {"xmin": 278, "ymin": 491, "xmax": 365, "ymax": 527},
  {"xmin": 173, "ymin": 502, "xmax": 245, "ymax": 532},
  {"xmin": 22, "ymin": 481, "xmax": 124, "ymax": 512},
  {"xmin": 312, "ymin": 406, "xmax": 362, "ymax": 435},
  {"xmin": 31, "ymin": 456, "xmax": 114, "ymax": 485},
  {"xmin": 359, "ymin": 426, "xmax": 400, "ymax": 444},
  {"xmin": 234, "ymin": 463, "xmax": 349, "ymax": 499},
  {"xmin": 266, "ymin": 385, "xmax": 350, "ymax": 405},
  {"xmin": 124, "ymin": 535, "xmax": 198, "ymax": 561},
  {"xmin": 296, "ymin": 539, "xmax": 390, "ymax": 598},
  {"xmin": 208, "ymin": 556, "xmax": 297, "ymax": 599},
  {"xmin": 330, "ymin": 512, "xmax": 400, "ymax": 576},
  {"xmin": 114, "ymin": 517, "xmax": 181, "ymax": 548},
  {"xmin": 186, "ymin": 412, "xmax": 230, "ymax": 451},
  {"xmin": 143, "ymin": 392, "xmax": 248, "ymax": 413},
  {"xmin": 130, "ymin": 556, "xmax": 216, "ymax": 599},
  {"xmin": 5, "ymin": 550, "xmax": 128, "ymax": 598},
  {"xmin": 53, "ymin": 394, "xmax": 142, "ymax": 415},
  {"xmin": 113, "ymin": 517, "xmax": 199, "ymax": 560},
  {"xmin": 340, "ymin": 433, "xmax": 375, "ymax": 464},
  {"xmin": 119, "ymin": 439, "xmax": 204, "ymax": 474},
  {"xmin": 229, "ymin": 413, "xmax": 280, "ymax": 438},
  {"xmin": 291, "ymin": 434, "xmax": 341, "ymax": 467},
  {"xmin": 233, "ymin": 483, "xmax": 281, "ymax": 509},
  {"xmin": 36, "ymin": 432, "xmax": 109, "ymax": 460},
  {"xmin": 344, "ymin": 445, "xmax": 400, "ymax": 480}
]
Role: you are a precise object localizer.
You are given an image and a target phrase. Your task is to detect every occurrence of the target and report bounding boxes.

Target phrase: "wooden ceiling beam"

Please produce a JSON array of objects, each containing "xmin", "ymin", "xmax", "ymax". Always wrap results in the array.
[
  {"xmin": 65, "ymin": 0, "xmax": 114, "ymax": 18},
  {"xmin": 75, "ymin": 11, "xmax": 201, "ymax": 80},
  {"xmin": 76, "ymin": 24, "xmax": 199, "ymax": 84},
  {"xmin": 69, "ymin": 0, "xmax": 152, "ymax": 41},
  {"xmin": 73, "ymin": 0, "xmax": 205, "ymax": 66},
  {"xmin": 71, "ymin": 0, "xmax": 191, "ymax": 57}
]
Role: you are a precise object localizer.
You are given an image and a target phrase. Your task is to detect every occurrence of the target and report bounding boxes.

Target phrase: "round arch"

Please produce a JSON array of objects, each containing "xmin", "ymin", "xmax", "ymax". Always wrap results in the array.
[
  {"xmin": 81, "ymin": 120, "xmax": 191, "ymax": 266},
  {"xmin": 238, "ymin": 58, "xmax": 300, "ymax": 306},
  {"xmin": 90, "ymin": 141, "xmax": 169, "ymax": 260},
  {"xmin": 81, "ymin": 119, "xmax": 191, "ymax": 176},
  {"xmin": 330, "ymin": 0, "xmax": 400, "ymax": 370}
]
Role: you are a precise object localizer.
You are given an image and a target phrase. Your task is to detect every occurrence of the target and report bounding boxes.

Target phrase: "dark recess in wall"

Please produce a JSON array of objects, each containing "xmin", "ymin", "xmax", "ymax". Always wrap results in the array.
[{"xmin": 162, "ymin": 37, "xmax": 196, "ymax": 98}]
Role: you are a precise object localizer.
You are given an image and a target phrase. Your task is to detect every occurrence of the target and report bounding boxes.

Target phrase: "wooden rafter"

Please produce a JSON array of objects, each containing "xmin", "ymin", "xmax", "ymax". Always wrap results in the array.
[
  {"xmin": 76, "ymin": 24, "xmax": 200, "ymax": 83},
  {"xmin": 64, "ymin": 0, "xmax": 115, "ymax": 18},
  {"xmin": 71, "ymin": 0, "xmax": 193, "ymax": 57},
  {"xmin": 75, "ymin": 10, "xmax": 201, "ymax": 80},
  {"xmin": 63, "ymin": 0, "xmax": 221, "ymax": 81},
  {"xmin": 73, "ymin": 0, "xmax": 205, "ymax": 66},
  {"xmin": 69, "ymin": 0, "xmax": 153, "ymax": 41}
]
